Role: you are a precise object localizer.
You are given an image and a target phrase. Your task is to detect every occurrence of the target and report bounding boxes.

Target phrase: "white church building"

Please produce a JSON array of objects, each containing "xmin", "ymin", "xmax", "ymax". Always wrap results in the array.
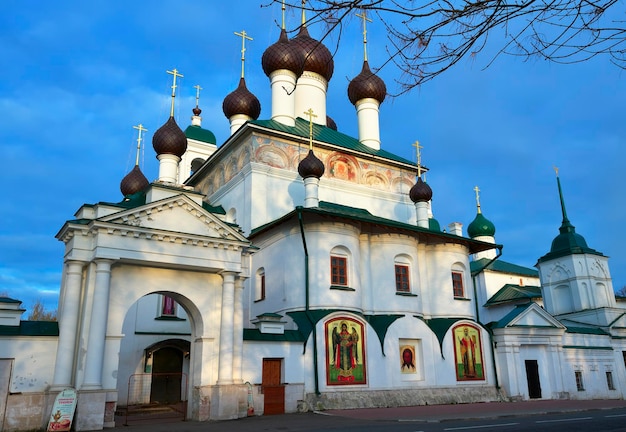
[{"xmin": 1, "ymin": 7, "xmax": 625, "ymax": 432}]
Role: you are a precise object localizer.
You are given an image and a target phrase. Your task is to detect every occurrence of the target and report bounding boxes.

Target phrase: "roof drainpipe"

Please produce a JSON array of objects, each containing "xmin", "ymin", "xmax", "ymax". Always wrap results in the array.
[
  {"xmin": 297, "ymin": 207, "xmax": 320, "ymax": 395},
  {"xmin": 471, "ymin": 245, "xmax": 503, "ymax": 391}
]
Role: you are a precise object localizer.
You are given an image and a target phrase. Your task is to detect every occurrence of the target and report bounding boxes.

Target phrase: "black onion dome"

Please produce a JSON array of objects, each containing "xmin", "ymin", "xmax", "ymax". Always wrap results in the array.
[
  {"xmin": 120, "ymin": 165, "xmax": 149, "ymax": 196},
  {"xmin": 152, "ymin": 116, "xmax": 187, "ymax": 157},
  {"xmin": 347, "ymin": 60, "xmax": 387, "ymax": 105},
  {"xmin": 222, "ymin": 77, "xmax": 261, "ymax": 120},
  {"xmin": 409, "ymin": 177, "xmax": 433, "ymax": 203},
  {"xmin": 262, "ymin": 28, "xmax": 306, "ymax": 78},
  {"xmin": 298, "ymin": 149, "xmax": 325, "ymax": 179},
  {"xmin": 291, "ymin": 26, "xmax": 334, "ymax": 81},
  {"xmin": 326, "ymin": 115, "xmax": 337, "ymax": 131}
]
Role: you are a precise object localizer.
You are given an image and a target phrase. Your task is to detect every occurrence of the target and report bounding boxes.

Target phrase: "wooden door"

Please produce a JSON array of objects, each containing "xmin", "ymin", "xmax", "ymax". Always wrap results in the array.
[
  {"xmin": 150, "ymin": 347, "xmax": 183, "ymax": 404},
  {"xmin": 525, "ymin": 359, "xmax": 542, "ymax": 399},
  {"xmin": 262, "ymin": 358, "xmax": 284, "ymax": 415}
]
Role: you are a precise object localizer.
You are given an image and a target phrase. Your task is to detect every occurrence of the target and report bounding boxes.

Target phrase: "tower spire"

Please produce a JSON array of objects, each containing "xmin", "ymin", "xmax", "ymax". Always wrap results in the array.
[
  {"xmin": 166, "ymin": 68, "xmax": 184, "ymax": 117},
  {"xmin": 554, "ymin": 166, "xmax": 575, "ymax": 234},
  {"xmin": 281, "ymin": 0, "xmax": 286, "ymax": 29},
  {"xmin": 356, "ymin": 10, "xmax": 372, "ymax": 62},
  {"xmin": 132, "ymin": 124, "xmax": 147, "ymax": 166},
  {"xmin": 301, "ymin": 0, "xmax": 306, "ymax": 26},
  {"xmin": 234, "ymin": 30, "xmax": 253, "ymax": 79}
]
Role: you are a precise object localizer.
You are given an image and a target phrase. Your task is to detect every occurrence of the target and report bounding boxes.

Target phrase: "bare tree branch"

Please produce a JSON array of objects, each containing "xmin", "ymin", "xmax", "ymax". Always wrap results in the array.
[{"xmin": 267, "ymin": 0, "xmax": 625, "ymax": 93}]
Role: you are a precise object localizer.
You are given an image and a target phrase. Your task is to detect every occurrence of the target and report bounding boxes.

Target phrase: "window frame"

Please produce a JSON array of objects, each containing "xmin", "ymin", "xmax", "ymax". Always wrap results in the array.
[
  {"xmin": 160, "ymin": 295, "xmax": 177, "ymax": 317},
  {"xmin": 452, "ymin": 271, "xmax": 465, "ymax": 298},
  {"xmin": 330, "ymin": 255, "xmax": 348, "ymax": 287},
  {"xmin": 575, "ymin": 371, "xmax": 585, "ymax": 391},
  {"xmin": 395, "ymin": 264, "xmax": 410, "ymax": 293},
  {"xmin": 606, "ymin": 371, "xmax": 615, "ymax": 390},
  {"xmin": 255, "ymin": 269, "xmax": 266, "ymax": 302}
]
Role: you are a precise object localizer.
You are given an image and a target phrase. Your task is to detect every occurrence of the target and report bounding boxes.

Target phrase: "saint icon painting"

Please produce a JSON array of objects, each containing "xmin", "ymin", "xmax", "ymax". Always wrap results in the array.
[
  {"xmin": 453, "ymin": 324, "xmax": 485, "ymax": 380},
  {"xmin": 325, "ymin": 317, "xmax": 366, "ymax": 385}
]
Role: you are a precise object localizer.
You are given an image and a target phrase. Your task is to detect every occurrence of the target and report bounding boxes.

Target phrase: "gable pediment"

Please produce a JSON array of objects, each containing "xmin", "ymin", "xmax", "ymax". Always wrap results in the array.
[
  {"xmin": 499, "ymin": 303, "xmax": 565, "ymax": 329},
  {"xmin": 98, "ymin": 194, "xmax": 247, "ymax": 244}
]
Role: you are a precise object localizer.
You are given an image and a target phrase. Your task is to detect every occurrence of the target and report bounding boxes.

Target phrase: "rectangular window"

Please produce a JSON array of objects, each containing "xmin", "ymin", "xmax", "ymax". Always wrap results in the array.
[
  {"xmin": 395, "ymin": 265, "xmax": 410, "ymax": 292},
  {"xmin": 606, "ymin": 371, "xmax": 615, "ymax": 390},
  {"xmin": 575, "ymin": 371, "xmax": 585, "ymax": 391},
  {"xmin": 161, "ymin": 295, "xmax": 176, "ymax": 316},
  {"xmin": 331, "ymin": 256, "xmax": 348, "ymax": 286},
  {"xmin": 452, "ymin": 272, "xmax": 464, "ymax": 298}
]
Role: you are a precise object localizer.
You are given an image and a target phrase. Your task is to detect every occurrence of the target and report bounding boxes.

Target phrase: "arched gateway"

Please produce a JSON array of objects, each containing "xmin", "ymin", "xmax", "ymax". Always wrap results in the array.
[{"xmin": 53, "ymin": 186, "xmax": 252, "ymax": 430}]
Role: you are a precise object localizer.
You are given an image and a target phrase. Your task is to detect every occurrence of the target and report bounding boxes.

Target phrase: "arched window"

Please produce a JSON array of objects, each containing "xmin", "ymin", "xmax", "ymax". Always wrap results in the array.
[
  {"xmin": 451, "ymin": 263, "xmax": 467, "ymax": 299},
  {"xmin": 255, "ymin": 268, "xmax": 266, "ymax": 301},
  {"xmin": 330, "ymin": 246, "xmax": 351, "ymax": 289},
  {"xmin": 394, "ymin": 255, "xmax": 412, "ymax": 293}
]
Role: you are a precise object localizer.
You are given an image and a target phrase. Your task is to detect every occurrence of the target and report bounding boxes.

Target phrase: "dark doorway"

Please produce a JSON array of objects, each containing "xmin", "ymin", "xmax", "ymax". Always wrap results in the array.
[
  {"xmin": 525, "ymin": 359, "xmax": 542, "ymax": 399},
  {"xmin": 150, "ymin": 347, "xmax": 183, "ymax": 404},
  {"xmin": 262, "ymin": 358, "xmax": 284, "ymax": 415}
]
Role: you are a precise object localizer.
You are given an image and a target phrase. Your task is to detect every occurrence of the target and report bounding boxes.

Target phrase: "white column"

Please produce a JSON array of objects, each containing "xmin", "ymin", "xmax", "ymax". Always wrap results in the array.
[
  {"xmin": 303, "ymin": 177, "xmax": 320, "ymax": 208},
  {"xmin": 270, "ymin": 70, "xmax": 297, "ymax": 126},
  {"xmin": 51, "ymin": 260, "xmax": 84, "ymax": 390},
  {"xmin": 355, "ymin": 98, "xmax": 381, "ymax": 150},
  {"xmin": 294, "ymin": 72, "xmax": 327, "ymax": 125},
  {"xmin": 359, "ymin": 234, "xmax": 373, "ymax": 312},
  {"xmin": 217, "ymin": 271, "xmax": 236, "ymax": 385},
  {"xmin": 157, "ymin": 153, "xmax": 180, "ymax": 183},
  {"xmin": 229, "ymin": 114, "xmax": 251, "ymax": 136},
  {"xmin": 82, "ymin": 259, "xmax": 113, "ymax": 389},
  {"xmin": 232, "ymin": 277, "xmax": 245, "ymax": 384},
  {"xmin": 415, "ymin": 201, "xmax": 429, "ymax": 229}
]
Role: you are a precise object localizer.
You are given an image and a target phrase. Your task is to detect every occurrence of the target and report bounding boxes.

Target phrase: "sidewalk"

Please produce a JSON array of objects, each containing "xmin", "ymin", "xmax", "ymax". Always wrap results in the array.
[{"xmin": 107, "ymin": 399, "xmax": 626, "ymax": 432}]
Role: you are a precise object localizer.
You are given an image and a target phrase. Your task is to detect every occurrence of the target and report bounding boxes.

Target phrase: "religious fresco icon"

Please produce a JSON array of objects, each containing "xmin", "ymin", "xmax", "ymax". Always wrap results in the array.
[
  {"xmin": 325, "ymin": 317, "xmax": 366, "ymax": 385},
  {"xmin": 399, "ymin": 344, "xmax": 417, "ymax": 374},
  {"xmin": 453, "ymin": 324, "xmax": 485, "ymax": 381}
]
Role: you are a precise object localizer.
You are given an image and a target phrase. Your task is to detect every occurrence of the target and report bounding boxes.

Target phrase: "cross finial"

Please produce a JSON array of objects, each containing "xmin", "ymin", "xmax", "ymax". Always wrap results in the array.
[
  {"xmin": 281, "ymin": 0, "xmax": 286, "ymax": 29},
  {"xmin": 356, "ymin": 10, "xmax": 372, "ymax": 61},
  {"xmin": 132, "ymin": 124, "xmax": 147, "ymax": 166},
  {"xmin": 166, "ymin": 68, "xmax": 184, "ymax": 117},
  {"xmin": 303, "ymin": 108, "xmax": 317, "ymax": 150},
  {"xmin": 553, "ymin": 165, "xmax": 559, "ymax": 177},
  {"xmin": 412, "ymin": 140, "xmax": 423, "ymax": 177},
  {"xmin": 234, "ymin": 30, "xmax": 253, "ymax": 79},
  {"xmin": 474, "ymin": 185, "xmax": 482, "ymax": 213},
  {"xmin": 301, "ymin": 0, "xmax": 306, "ymax": 25},
  {"xmin": 193, "ymin": 85, "xmax": 202, "ymax": 108}
]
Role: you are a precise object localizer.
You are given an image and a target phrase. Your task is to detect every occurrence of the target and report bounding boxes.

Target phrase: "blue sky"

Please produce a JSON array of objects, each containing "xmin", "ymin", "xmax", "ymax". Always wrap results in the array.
[{"xmin": 1, "ymin": 1, "xmax": 624, "ymax": 314}]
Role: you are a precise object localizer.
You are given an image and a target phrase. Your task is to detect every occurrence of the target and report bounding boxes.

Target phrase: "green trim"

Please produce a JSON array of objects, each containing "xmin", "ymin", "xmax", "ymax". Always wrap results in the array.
[
  {"xmin": 134, "ymin": 331, "xmax": 192, "ymax": 336},
  {"xmin": 155, "ymin": 316, "xmax": 186, "ymax": 321},
  {"xmin": 470, "ymin": 258, "xmax": 538, "ymax": 277},
  {"xmin": 250, "ymin": 117, "xmax": 415, "ymax": 166},
  {"xmin": 484, "ymin": 284, "xmax": 542, "ymax": 307},
  {"xmin": 0, "ymin": 321, "xmax": 58, "ymax": 336},
  {"xmin": 243, "ymin": 329, "xmax": 306, "ymax": 342},
  {"xmin": 563, "ymin": 345, "xmax": 613, "ymax": 350},
  {"xmin": 330, "ymin": 285, "xmax": 355, "ymax": 291},
  {"xmin": 454, "ymin": 297, "xmax": 472, "ymax": 301},
  {"xmin": 396, "ymin": 292, "xmax": 418, "ymax": 297}
]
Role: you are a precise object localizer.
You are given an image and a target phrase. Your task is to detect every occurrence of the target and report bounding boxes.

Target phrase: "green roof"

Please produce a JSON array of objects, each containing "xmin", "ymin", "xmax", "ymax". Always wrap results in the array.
[
  {"xmin": 485, "ymin": 284, "xmax": 542, "ymax": 307},
  {"xmin": 250, "ymin": 117, "xmax": 416, "ymax": 167},
  {"xmin": 0, "ymin": 321, "xmax": 59, "ymax": 336},
  {"xmin": 565, "ymin": 326, "xmax": 610, "ymax": 336},
  {"xmin": 0, "ymin": 297, "xmax": 22, "ymax": 305},
  {"xmin": 250, "ymin": 202, "xmax": 498, "ymax": 255},
  {"xmin": 185, "ymin": 125, "xmax": 216, "ymax": 144},
  {"xmin": 492, "ymin": 304, "xmax": 534, "ymax": 328},
  {"xmin": 470, "ymin": 258, "xmax": 538, "ymax": 277}
]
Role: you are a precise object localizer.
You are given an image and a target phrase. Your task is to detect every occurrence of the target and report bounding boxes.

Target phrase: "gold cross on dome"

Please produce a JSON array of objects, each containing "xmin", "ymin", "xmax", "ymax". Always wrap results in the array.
[
  {"xmin": 132, "ymin": 124, "xmax": 147, "ymax": 166},
  {"xmin": 166, "ymin": 68, "xmax": 184, "ymax": 117},
  {"xmin": 193, "ymin": 84, "xmax": 202, "ymax": 108},
  {"xmin": 553, "ymin": 165, "xmax": 559, "ymax": 177},
  {"xmin": 356, "ymin": 10, "xmax": 372, "ymax": 61},
  {"xmin": 303, "ymin": 108, "xmax": 317, "ymax": 150},
  {"xmin": 235, "ymin": 30, "xmax": 253, "ymax": 78},
  {"xmin": 474, "ymin": 185, "xmax": 482, "ymax": 213},
  {"xmin": 412, "ymin": 140, "xmax": 423, "ymax": 177}
]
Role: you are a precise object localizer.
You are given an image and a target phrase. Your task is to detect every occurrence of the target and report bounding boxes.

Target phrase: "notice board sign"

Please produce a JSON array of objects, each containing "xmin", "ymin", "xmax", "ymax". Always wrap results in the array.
[{"xmin": 47, "ymin": 388, "xmax": 77, "ymax": 431}]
